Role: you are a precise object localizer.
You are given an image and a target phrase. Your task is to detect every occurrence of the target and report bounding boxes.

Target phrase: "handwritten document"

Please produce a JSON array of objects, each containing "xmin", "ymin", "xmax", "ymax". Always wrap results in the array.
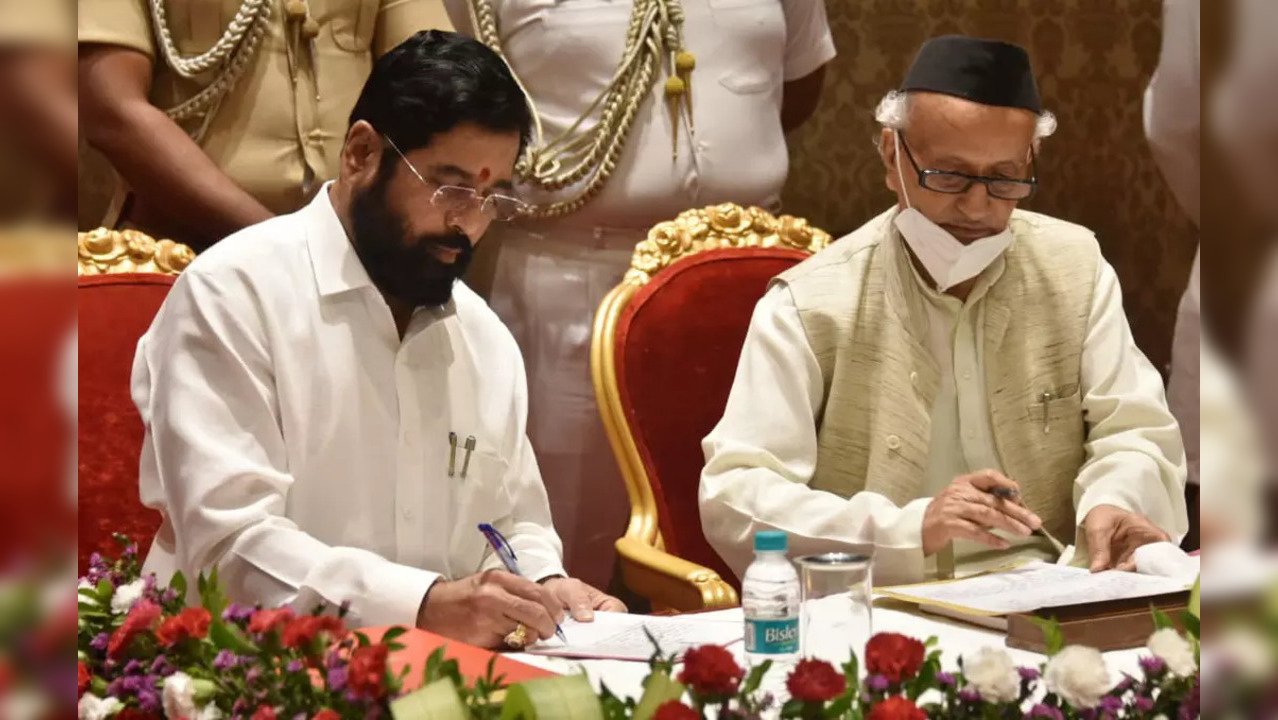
[
  {"xmin": 524, "ymin": 612, "xmax": 742, "ymax": 661},
  {"xmin": 879, "ymin": 561, "xmax": 1191, "ymax": 615}
]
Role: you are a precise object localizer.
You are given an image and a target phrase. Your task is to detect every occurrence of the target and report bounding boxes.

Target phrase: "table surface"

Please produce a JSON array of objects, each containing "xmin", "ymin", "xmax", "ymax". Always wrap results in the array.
[{"xmin": 503, "ymin": 605, "xmax": 1147, "ymax": 701}]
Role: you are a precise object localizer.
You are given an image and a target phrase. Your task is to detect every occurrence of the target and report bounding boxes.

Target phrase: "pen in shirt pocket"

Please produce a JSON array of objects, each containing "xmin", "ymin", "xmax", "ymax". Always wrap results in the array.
[{"xmin": 477, "ymin": 522, "xmax": 568, "ymax": 643}]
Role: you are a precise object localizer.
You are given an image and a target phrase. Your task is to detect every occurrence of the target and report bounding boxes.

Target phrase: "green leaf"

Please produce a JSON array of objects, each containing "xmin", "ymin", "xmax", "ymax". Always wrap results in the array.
[
  {"xmin": 209, "ymin": 619, "xmax": 258, "ymax": 655},
  {"xmin": 1151, "ymin": 606, "xmax": 1175, "ymax": 631},
  {"xmin": 827, "ymin": 694, "xmax": 855, "ymax": 717},
  {"xmin": 391, "ymin": 677, "xmax": 471, "ymax": 720},
  {"xmin": 742, "ymin": 661, "xmax": 772, "ymax": 697},
  {"xmin": 632, "ymin": 670, "xmax": 685, "ymax": 720},
  {"xmin": 170, "ymin": 571, "xmax": 188, "ymax": 599},
  {"xmin": 1025, "ymin": 616, "xmax": 1064, "ymax": 657},
  {"xmin": 842, "ymin": 654, "xmax": 859, "ymax": 687},
  {"xmin": 383, "ymin": 626, "xmax": 410, "ymax": 644},
  {"xmin": 1188, "ymin": 576, "xmax": 1200, "ymax": 619},
  {"xmin": 1181, "ymin": 611, "xmax": 1200, "ymax": 641},
  {"xmin": 779, "ymin": 699, "xmax": 805, "ymax": 719},
  {"xmin": 500, "ymin": 674, "xmax": 603, "ymax": 720}
]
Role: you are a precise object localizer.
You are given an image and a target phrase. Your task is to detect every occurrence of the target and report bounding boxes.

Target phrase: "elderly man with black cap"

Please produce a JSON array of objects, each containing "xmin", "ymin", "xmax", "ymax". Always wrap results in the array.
[{"xmin": 698, "ymin": 36, "xmax": 1188, "ymax": 585}]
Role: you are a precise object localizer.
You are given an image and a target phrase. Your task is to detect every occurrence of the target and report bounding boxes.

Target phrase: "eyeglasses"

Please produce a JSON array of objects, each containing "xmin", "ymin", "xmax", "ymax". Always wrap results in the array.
[
  {"xmin": 898, "ymin": 132, "xmax": 1038, "ymax": 201},
  {"xmin": 382, "ymin": 135, "xmax": 529, "ymax": 222}
]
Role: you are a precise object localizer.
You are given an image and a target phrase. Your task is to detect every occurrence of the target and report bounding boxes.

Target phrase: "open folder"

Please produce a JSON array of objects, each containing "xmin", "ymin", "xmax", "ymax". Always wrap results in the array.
[{"xmin": 877, "ymin": 560, "xmax": 1193, "ymax": 623}]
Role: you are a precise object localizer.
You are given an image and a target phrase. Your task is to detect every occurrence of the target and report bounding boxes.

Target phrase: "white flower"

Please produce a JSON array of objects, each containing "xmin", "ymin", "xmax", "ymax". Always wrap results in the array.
[
  {"xmin": 1044, "ymin": 645, "xmax": 1110, "ymax": 709},
  {"xmin": 1218, "ymin": 627, "xmax": 1271, "ymax": 680},
  {"xmin": 1148, "ymin": 627, "xmax": 1197, "ymax": 677},
  {"xmin": 196, "ymin": 703, "xmax": 224, "ymax": 720},
  {"xmin": 109, "ymin": 578, "xmax": 146, "ymax": 615},
  {"xmin": 962, "ymin": 647, "xmax": 1021, "ymax": 703},
  {"xmin": 77, "ymin": 694, "xmax": 122, "ymax": 720},
  {"xmin": 163, "ymin": 672, "xmax": 199, "ymax": 719}
]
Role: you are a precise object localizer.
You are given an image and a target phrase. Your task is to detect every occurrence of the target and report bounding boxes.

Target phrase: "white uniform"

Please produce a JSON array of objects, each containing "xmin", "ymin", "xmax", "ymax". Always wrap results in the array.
[
  {"xmin": 136, "ymin": 186, "xmax": 566, "ymax": 628},
  {"xmin": 1144, "ymin": 0, "xmax": 1199, "ymax": 487},
  {"xmin": 701, "ymin": 249, "xmax": 1187, "ymax": 584},
  {"xmin": 444, "ymin": 0, "xmax": 836, "ymax": 588}
]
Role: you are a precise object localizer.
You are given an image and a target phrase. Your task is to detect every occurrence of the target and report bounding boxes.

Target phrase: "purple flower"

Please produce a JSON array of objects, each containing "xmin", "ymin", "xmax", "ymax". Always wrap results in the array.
[
  {"xmin": 328, "ymin": 665, "xmax": 349, "ymax": 691},
  {"xmin": 90, "ymin": 633, "xmax": 110, "ymax": 652},
  {"xmin": 959, "ymin": 689, "xmax": 981, "ymax": 703},
  {"xmin": 246, "ymin": 667, "xmax": 262, "ymax": 684},
  {"xmin": 293, "ymin": 714, "xmax": 308, "ymax": 720},
  {"xmin": 138, "ymin": 687, "xmax": 162, "ymax": 714},
  {"xmin": 286, "ymin": 660, "xmax": 305, "ymax": 673},
  {"xmin": 214, "ymin": 650, "xmax": 238, "ymax": 671},
  {"xmin": 123, "ymin": 659, "xmax": 143, "ymax": 676},
  {"xmin": 936, "ymin": 671, "xmax": 956, "ymax": 687},
  {"xmin": 1114, "ymin": 676, "xmax": 1135, "ymax": 693},
  {"xmin": 864, "ymin": 674, "xmax": 890, "ymax": 692},
  {"xmin": 1026, "ymin": 704, "xmax": 1064, "ymax": 720},
  {"xmin": 1180, "ymin": 679, "xmax": 1200, "ymax": 720},
  {"xmin": 1135, "ymin": 696, "xmax": 1154, "ymax": 712},
  {"xmin": 1139, "ymin": 656, "xmax": 1166, "ymax": 675},
  {"xmin": 1098, "ymin": 696, "xmax": 1122, "ymax": 713},
  {"xmin": 222, "ymin": 602, "xmax": 255, "ymax": 623},
  {"xmin": 1018, "ymin": 667, "xmax": 1040, "ymax": 681},
  {"xmin": 161, "ymin": 587, "xmax": 180, "ymax": 605},
  {"xmin": 232, "ymin": 698, "xmax": 249, "ymax": 715}
]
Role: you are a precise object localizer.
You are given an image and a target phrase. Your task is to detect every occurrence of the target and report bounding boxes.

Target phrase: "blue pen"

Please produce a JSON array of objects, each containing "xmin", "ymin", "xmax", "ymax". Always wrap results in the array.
[{"xmin": 478, "ymin": 523, "xmax": 568, "ymax": 643}]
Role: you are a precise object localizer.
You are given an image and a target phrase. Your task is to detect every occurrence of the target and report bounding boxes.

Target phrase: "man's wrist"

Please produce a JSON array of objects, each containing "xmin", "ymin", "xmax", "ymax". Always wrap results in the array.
[{"xmin": 416, "ymin": 577, "xmax": 442, "ymax": 627}]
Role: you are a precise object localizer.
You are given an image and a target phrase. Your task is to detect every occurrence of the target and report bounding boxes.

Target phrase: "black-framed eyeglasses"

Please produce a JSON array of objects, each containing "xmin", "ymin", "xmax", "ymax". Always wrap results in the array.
[
  {"xmin": 382, "ymin": 134, "xmax": 529, "ymax": 222},
  {"xmin": 898, "ymin": 132, "xmax": 1038, "ymax": 201}
]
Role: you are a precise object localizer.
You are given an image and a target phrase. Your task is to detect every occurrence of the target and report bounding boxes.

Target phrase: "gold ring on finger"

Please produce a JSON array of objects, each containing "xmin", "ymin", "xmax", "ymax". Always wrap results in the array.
[{"xmin": 503, "ymin": 623, "xmax": 529, "ymax": 649}]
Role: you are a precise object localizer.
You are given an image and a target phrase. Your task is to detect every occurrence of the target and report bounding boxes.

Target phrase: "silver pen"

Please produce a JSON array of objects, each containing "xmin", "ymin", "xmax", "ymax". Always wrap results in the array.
[{"xmin": 989, "ymin": 486, "xmax": 1067, "ymax": 555}]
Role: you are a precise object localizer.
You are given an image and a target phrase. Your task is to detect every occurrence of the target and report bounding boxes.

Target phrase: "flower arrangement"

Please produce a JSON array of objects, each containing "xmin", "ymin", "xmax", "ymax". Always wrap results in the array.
[{"xmin": 79, "ymin": 538, "xmax": 1201, "ymax": 720}]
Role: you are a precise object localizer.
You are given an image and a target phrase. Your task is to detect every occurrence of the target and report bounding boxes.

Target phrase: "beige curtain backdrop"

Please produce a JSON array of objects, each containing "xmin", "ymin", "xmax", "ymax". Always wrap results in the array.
[{"xmin": 782, "ymin": 0, "xmax": 1198, "ymax": 374}]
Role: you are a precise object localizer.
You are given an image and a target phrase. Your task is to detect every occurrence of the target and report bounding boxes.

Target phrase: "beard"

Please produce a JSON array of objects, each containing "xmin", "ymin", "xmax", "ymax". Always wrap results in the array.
[{"xmin": 348, "ymin": 172, "xmax": 474, "ymax": 309}]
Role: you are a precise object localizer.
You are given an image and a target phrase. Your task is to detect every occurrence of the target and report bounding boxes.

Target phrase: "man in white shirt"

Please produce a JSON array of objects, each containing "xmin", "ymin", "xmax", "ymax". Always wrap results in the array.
[
  {"xmin": 699, "ymin": 36, "xmax": 1188, "ymax": 586},
  {"xmin": 135, "ymin": 31, "xmax": 623, "ymax": 649},
  {"xmin": 443, "ymin": 0, "xmax": 837, "ymax": 588}
]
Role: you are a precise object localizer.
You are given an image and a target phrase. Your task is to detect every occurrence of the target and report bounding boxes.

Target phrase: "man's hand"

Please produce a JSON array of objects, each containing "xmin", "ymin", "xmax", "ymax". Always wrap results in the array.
[
  {"xmin": 1083, "ymin": 504, "xmax": 1170, "ymax": 572},
  {"xmin": 921, "ymin": 470, "xmax": 1043, "ymax": 556},
  {"xmin": 416, "ymin": 570, "xmax": 564, "ymax": 649},
  {"xmin": 541, "ymin": 577, "xmax": 628, "ymax": 621}
]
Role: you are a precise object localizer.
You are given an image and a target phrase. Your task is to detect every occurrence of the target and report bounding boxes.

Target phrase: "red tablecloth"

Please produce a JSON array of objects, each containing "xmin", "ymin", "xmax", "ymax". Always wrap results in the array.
[{"xmin": 359, "ymin": 627, "xmax": 557, "ymax": 692}]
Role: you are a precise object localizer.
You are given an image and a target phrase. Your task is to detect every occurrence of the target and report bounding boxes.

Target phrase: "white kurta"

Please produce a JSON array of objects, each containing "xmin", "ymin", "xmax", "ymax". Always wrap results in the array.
[
  {"xmin": 444, "ymin": 0, "xmax": 838, "ymax": 588},
  {"xmin": 135, "ymin": 185, "xmax": 566, "ymax": 628},
  {"xmin": 1144, "ymin": 0, "xmax": 1200, "ymax": 487},
  {"xmin": 699, "ymin": 236, "xmax": 1187, "ymax": 585}
]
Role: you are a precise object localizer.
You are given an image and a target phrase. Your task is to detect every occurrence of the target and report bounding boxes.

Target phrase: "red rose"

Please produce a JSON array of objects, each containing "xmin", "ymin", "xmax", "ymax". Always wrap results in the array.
[
  {"xmin": 677, "ymin": 645, "xmax": 744, "ymax": 698},
  {"xmin": 282, "ymin": 615, "xmax": 346, "ymax": 651},
  {"xmin": 786, "ymin": 658, "xmax": 847, "ymax": 703},
  {"xmin": 156, "ymin": 607, "xmax": 212, "ymax": 646},
  {"xmin": 864, "ymin": 633, "xmax": 926, "ymax": 685},
  {"xmin": 0, "ymin": 659, "xmax": 12, "ymax": 693},
  {"xmin": 107, "ymin": 599, "xmax": 162, "ymax": 659},
  {"xmin": 348, "ymin": 644, "xmax": 390, "ymax": 698},
  {"xmin": 251, "ymin": 707, "xmax": 278, "ymax": 720},
  {"xmin": 652, "ymin": 700, "xmax": 700, "ymax": 720},
  {"xmin": 312, "ymin": 710, "xmax": 341, "ymax": 720},
  {"xmin": 116, "ymin": 710, "xmax": 163, "ymax": 720},
  {"xmin": 248, "ymin": 607, "xmax": 296, "ymax": 636},
  {"xmin": 867, "ymin": 696, "xmax": 926, "ymax": 720},
  {"xmin": 77, "ymin": 661, "xmax": 90, "ymax": 697}
]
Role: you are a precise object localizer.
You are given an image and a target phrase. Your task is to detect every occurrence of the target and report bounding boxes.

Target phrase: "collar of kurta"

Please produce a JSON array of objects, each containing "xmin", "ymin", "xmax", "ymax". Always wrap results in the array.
[{"xmin": 302, "ymin": 182, "xmax": 458, "ymax": 320}]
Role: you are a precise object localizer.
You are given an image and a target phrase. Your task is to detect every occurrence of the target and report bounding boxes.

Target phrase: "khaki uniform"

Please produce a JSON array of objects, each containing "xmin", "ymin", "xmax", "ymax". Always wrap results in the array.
[
  {"xmin": 0, "ymin": 0, "xmax": 72, "ymax": 223},
  {"xmin": 78, "ymin": 0, "xmax": 451, "ymax": 224}
]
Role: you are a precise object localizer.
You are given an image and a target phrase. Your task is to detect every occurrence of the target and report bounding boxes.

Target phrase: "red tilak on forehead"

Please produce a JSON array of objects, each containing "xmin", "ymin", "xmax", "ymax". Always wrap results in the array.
[{"xmin": 478, "ymin": 167, "xmax": 491, "ymax": 183}]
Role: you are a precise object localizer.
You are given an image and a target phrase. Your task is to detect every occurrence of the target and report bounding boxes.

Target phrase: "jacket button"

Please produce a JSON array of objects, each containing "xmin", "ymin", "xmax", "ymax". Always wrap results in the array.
[
  {"xmin": 886, "ymin": 434, "xmax": 902, "ymax": 450},
  {"xmin": 909, "ymin": 371, "xmax": 919, "ymax": 385}
]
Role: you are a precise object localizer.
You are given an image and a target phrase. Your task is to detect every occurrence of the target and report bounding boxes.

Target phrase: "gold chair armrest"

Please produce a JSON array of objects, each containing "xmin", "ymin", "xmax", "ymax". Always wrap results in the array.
[{"xmin": 615, "ymin": 536, "xmax": 739, "ymax": 612}]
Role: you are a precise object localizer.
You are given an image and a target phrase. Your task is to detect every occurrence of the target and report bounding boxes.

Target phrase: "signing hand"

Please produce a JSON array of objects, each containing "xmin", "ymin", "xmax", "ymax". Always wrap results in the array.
[
  {"xmin": 921, "ymin": 470, "xmax": 1043, "ymax": 556},
  {"xmin": 416, "ymin": 570, "xmax": 564, "ymax": 649},
  {"xmin": 540, "ymin": 576, "xmax": 628, "ymax": 621},
  {"xmin": 1083, "ymin": 504, "xmax": 1169, "ymax": 572}
]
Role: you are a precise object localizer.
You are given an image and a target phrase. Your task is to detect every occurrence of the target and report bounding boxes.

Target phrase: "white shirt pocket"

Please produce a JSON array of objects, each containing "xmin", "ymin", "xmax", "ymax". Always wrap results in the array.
[{"xmin": 449, "ymin": 449, "xmax": 516, "ymax": 577}]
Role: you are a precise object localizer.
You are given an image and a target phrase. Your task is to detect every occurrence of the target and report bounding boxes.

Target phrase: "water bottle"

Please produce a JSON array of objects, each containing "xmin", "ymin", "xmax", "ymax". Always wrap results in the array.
[{"xmin": 742, "ymin": 530, "xmax": 800, "ymax": 668}]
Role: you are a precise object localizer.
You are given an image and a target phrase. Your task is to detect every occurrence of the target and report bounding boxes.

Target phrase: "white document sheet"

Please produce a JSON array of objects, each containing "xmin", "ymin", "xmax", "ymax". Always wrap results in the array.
[
  {"xmin": 879, "ymin": 561, "xmax": 1192, "ymax": 615},
  {"xmin": 524, "ymin": 611, "xmax": 743, "ymax": 661}
]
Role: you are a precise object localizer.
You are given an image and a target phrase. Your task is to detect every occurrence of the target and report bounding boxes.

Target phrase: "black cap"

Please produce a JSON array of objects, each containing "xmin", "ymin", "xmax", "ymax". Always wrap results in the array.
[{"xmin": 900, "ymin": 36, "xmax": 1041, "ymax": 113}]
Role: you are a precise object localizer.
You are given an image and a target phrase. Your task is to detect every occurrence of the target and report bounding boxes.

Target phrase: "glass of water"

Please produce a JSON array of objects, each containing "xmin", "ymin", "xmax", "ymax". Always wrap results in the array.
[{"xmin": 794, "ymin": 553, "xmax": 873, "ymax": 670}]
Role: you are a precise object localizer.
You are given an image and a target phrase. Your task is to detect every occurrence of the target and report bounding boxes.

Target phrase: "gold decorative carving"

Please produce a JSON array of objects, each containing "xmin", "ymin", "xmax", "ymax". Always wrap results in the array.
[
  {"xmin": 625, "ymin": 202, "xmax": 832, "ymax": 284},
  {"xmin": 78, "ymin": 228, "xmax": 196, "ymax": 276},
  {"xmin": 592, "ymin": 204, "xmax": 830, "ymax": 611}
]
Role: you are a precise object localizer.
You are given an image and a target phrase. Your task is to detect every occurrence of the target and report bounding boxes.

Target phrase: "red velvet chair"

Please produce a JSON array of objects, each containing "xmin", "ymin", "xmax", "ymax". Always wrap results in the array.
[
  {"xmin": 78, "ymin": 229, "xmax": 195, "ymax": 573},
  {"xmin": 592, "ymin": 204, "xmax": 832, "ymax": 611}
]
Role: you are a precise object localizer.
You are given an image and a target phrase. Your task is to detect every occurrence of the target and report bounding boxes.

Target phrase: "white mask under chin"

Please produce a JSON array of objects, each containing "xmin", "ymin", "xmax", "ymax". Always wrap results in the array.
[
  {"xmin": 892, "ymin": 209, "xmax": 1013, "ymax": 292},
  {"xmin": 891, "ymin": 130, "xmax": 1013, "ymax": 292}
]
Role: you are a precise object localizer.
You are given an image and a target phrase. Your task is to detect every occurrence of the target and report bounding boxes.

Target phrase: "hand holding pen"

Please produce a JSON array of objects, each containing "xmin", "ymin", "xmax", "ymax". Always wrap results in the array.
[
  {"xmin": 920, "ymin": 469, "xmax": 1045, "ymax": 556},
  {"xmin": 479, "ymin": 523, "xmax": 568, "ymax": 644}
]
